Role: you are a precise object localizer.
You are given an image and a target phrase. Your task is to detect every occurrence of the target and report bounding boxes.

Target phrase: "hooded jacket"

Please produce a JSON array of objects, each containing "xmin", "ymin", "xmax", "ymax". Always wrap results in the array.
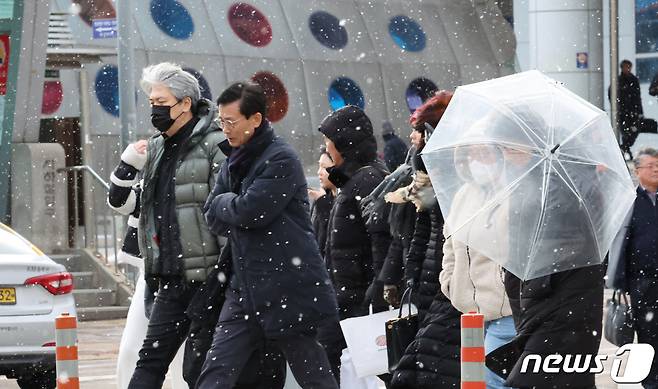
[
  {"xmin": 319, "ymin": 106, "xmax": 391, "ymax": 317},
  {"xmin": 438, "ymin": 147, "xmax": 512, "ymax": 321}
]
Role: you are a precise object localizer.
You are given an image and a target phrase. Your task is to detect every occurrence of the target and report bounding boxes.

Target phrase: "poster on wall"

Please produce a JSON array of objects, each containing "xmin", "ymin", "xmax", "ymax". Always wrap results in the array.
[{"xmin": 0, "ymin": 34, "xmax": 9, "ymax": 95}]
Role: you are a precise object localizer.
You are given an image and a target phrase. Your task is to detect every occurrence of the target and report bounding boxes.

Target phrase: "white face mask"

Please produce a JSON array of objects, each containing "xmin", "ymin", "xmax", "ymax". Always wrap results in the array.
[{"xmin": 469, "ymin": 159, "xmax": 501, "ymax": 186}]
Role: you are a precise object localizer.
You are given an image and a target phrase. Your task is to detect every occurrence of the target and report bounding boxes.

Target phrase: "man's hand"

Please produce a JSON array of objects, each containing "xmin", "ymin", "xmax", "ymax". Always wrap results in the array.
[{"xmin": 133, "ymin": 139, "xmax": 148, "ymax": 154}]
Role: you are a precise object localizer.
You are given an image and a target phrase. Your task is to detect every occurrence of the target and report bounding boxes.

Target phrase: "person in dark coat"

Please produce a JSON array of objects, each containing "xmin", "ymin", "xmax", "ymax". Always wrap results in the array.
[
  {"xmin": 377, "ymin": 147, "xmax": 416, "ymax": 307},
  {"xmin": 383, "ymin": 92, "xmax": 453, "ymax": 319},
  {"xmin": 317, "ymin": 105, "xmax": 391, "ymax": 383},
  {"xmin": 383, "ymin": 121, "xmax": 409, "ymax": 172},
  {"xmin": 607, "ymin": 147, "xmax": 658, "ymax": 389},
  {"xmin": 308, "ymin": 147, "xmax": 336, "ymax": 258},
  {"xmin": 609, "ymin": 59, "xmax": 644, "ymax": 160},
  {"xmin": 199, "ymin": 82, "xmax": 339, "ymax": 389},
  {"xmin": 487, "ymin": 114, "xmax": 605, "ymax": 389},
  {"xmin": 389, "ymin": 91, "xmax": 462, "ymax": 389}
]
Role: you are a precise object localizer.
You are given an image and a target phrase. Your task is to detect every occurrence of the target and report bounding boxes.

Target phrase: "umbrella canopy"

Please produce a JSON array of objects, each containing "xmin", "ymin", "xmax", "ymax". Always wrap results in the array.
[{"xmin": 421, "ymin": 70, "xmax": 636, "ymax": 281}]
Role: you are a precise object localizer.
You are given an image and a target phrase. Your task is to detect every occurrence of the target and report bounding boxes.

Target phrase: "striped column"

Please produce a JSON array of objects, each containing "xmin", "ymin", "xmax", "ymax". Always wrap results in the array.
[
  {"xmin": 55, "ymin": 313, "xmax": 79, "ymax": 389},
  {"xmin": 461, "ymin": 311, "xmax": 485, "ymax": 389}
]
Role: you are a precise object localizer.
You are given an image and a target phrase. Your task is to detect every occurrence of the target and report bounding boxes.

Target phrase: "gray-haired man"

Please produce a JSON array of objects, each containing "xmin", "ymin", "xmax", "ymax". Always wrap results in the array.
[
  {"xmin": 608, "ymin": 147, "xmax": 658, "ymax": 389},
  {"xmin": 108, "ymin": 62, "xmax": 225, "ymax": 388}
]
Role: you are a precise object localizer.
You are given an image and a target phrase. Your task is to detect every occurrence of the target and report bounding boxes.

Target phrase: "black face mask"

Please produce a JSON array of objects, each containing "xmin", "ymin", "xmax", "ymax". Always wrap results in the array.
[{"xmin": 151, "ymin": 100, "xmax": 184, "ymax": 132}]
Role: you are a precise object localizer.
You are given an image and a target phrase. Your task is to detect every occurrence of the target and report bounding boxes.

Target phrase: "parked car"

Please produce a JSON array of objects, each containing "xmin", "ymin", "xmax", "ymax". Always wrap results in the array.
[{"xmin": 0, "ymin": 223, "xmax": 76, "ymax": 389}]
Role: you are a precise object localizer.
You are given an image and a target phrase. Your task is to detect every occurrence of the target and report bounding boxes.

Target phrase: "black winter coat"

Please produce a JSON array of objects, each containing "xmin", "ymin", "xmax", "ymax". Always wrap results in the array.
[
  {"xmin": 204, "ymin": 125, "xmax": 338, "ymax": 338},
  {"xmin": 379, "ymin": 148, "xmax": 417, "ymax": 288},
  {"xmin": 325, "ymin": 160, "xmax": 390, "ymax": 317},
  {"xmin": 391, "ymin": 294, "xmax": 461, "ymax": 389},
  {"xmin": 405, "ymin": 203, "xmax": 444, "ymax": 319},
  {"xmin": 609, "ymin": 72, "xmax": 644, "ymax": 129},
  {"xmin": 310, "ymin": 192, "xmax": 334, "ymax": 258},
  {"xmin": 489, "ymin": 266, "xmax": 603, "ymax": 389}
]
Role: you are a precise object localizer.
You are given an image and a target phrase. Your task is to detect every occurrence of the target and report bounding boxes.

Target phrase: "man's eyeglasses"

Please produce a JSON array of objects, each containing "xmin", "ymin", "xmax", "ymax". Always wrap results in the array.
[
  {"xmin": 216, "ymin": 117, "xmax": 243, "ymax": 129},
  {"xmin": 637, "ymin": 164, "xmax": 658, "ymax": 170}
]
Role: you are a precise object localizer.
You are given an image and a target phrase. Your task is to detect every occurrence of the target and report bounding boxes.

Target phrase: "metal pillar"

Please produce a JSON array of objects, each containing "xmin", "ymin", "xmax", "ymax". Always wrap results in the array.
[
  {"xmin": 117, "ymin": 0, "xmax": 137, "ymax": 150},
  {"xmin": 609, "ymin": 0, "xmax": 619, "ymax": 138}
]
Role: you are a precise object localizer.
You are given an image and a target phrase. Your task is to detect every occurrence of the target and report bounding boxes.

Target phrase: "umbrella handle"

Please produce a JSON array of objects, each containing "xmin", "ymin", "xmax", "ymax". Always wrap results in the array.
[{"xmin": 550, "ymin": 143, "xmax": 561, "ymax": 154}]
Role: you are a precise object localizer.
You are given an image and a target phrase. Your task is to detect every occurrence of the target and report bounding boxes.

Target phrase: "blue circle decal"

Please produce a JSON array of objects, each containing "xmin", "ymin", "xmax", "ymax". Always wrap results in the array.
[
  {"xmin": 150, "ymin": 0, "xmax": 194, "ymax": 40},
  {"xmin": 309, "ymin": 11, "xmax": 348, "ymax": 50},
  {"xmin": 328, "ymin": 77, "xmax": 364, "ymax": 111},
  {"xmin": 95, "ymin": 64, "xmax": 119, "ymax": 117},
  {"xmin": 406, "ymin": 77, "xmax": 438, "ymax": 112},
  {"xmin": 388, "ymin": 16, "xmax": 426, "ymax": 52}
]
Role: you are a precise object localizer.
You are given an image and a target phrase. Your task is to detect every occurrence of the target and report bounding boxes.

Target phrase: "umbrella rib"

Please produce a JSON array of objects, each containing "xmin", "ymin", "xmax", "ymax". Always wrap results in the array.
[
  {"xmin": 553, "ymin": 158, "xmax": 603, "ymax": 263},
  {"xmin": 423, "ymin": 139, "xmax": 541, "ymax": 154},
  {"xmin": 525, "ymin": 158, "xmax": 551, "ymax": 280}
]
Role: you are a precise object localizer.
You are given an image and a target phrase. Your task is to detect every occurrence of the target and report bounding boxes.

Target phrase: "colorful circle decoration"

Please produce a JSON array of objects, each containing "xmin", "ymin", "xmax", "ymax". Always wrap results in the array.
[
  {"xmin": 72, "ymin": 0, "xmax": 116, "ymax": 27},
  {"xmin": 251, "ymin": 71, "xmax": 289, "ymax": 123},
  {"xmin": 42, "ymin": 81, "xmax": 64, "ymax": 115},
  {"xmin": 183, "ymin": 67, "xmax": 212, "ymax": 100},
  {"xmin": 328, "ymin": 77, "xmax": 364, "ymax": 111},
  {"xmin": 309, "ymin": 11, "xmax": 348, "ymax": 50},
  {"xmin": 228, "ymin": 3, "xmax": 272, "ymax": 47},
  {"xmin": 95, "ymin": 64, "xmax": 120, "ymax": 117},
  {"xmin": 406, "ymin": 77, "xmax": 438, "ymax": 112},
  {"xmin": 150, "ymin": 0, "xmax": 195, "ymax": 40},
  {"xmin": 388, "ymin": 16, "xmax": 426, "ymax": 52}
]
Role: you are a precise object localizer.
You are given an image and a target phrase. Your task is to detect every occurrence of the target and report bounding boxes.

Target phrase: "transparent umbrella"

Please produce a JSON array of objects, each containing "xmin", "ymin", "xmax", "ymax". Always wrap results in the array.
[{"xmin": 421, "ymin": 70, "xmax": 636, "ymax": 281}]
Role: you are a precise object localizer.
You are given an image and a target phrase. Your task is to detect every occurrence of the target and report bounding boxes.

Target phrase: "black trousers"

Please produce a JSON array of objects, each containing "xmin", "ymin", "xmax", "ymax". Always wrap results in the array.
[
  {"xmin": 128, "ymin": 278, "xmax": 283, "ymax": 389},
  {"xmin": 196, "ymin": 287, "xmax": 339, "ymax": 389},
  {"xmin": 127, "ymin": 278, "xmax": 207, "ymax": 388},
  {"xmin": 630, "ymin": 278, "xmax": 658, "ymax": 388}
]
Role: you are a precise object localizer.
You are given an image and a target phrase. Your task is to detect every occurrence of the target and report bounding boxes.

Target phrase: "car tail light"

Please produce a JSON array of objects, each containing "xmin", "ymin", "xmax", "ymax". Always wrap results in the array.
[
  {"xmin": 25, "ymin": 272, "xmax": 74, "ymax": 295},
  {"xmin": 42, "ymin": 342, "xmax": 56, "ymax": 347}
]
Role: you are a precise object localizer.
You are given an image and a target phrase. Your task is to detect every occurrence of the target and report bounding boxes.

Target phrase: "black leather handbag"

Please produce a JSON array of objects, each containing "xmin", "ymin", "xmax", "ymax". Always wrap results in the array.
[
  {"xmin": 385, "ymin": 287, "xmax": 419, "ymax": 372},
  {"xmin": 604, "ymin": 289, "xmax": 635, "ymax": 347}
]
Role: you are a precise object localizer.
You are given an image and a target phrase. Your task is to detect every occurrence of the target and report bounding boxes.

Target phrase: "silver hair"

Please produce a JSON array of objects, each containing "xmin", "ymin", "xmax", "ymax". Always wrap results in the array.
[
  {"xmin": 140, "ymin": 62, "xmax": 201, "ymax": 106},
  {"xmin": 633, "ymin": 147, "xmax": 658, "ymax": 168}
]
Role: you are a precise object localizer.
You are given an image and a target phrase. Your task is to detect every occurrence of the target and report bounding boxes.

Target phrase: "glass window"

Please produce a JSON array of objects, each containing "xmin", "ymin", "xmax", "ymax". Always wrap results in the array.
[
  {"xmin": 228, "ymin": 3, "xmax": 272, "ymax": 47},
  {"xmin": 309, "ymin": 11, "xmax": 348, "ymax": 50},
  {"xmin": 406, "ymin": 77, "xmax": 438, "ymax": 112},
  {"xmin": 95, "ymin": 64, "xmax": 120, "ymax": 117},
  {"xmin": 328, "ymin": 77, "xmax": 364, "ymax": 111},
  {"xmin": 388, "ymin": 15, "xmax": 426, "ymax": 52},
  {"xmin": 150, "ymin": 0, "xmax": 195, "ymax": 40},
  {"xmin": 636, "ymin": 0, "xmax": 658, "ymax": 53},
  {"xmin": 0, "ymin": 0, "xmax": 13, "ymax": 19},
  {"xmin": 637, "ymin": 58, "xmax": 658, "ymax": 84},
  {"xmin": 251, "ymin": 71, "xmax": 289, "ymax": 123}
]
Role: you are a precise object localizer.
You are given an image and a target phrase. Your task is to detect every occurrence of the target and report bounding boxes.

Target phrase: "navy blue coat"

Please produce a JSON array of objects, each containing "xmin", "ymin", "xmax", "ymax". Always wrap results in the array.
[{"xmin": 204, "ymin": 133, "xmax": 338, "ymax": 338}]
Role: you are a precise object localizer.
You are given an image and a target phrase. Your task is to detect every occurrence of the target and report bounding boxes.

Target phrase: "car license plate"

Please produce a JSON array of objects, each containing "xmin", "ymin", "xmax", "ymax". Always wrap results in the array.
[{"xmin": 0, "ymin": 288, "xmax": 16, "ymax": 305}]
